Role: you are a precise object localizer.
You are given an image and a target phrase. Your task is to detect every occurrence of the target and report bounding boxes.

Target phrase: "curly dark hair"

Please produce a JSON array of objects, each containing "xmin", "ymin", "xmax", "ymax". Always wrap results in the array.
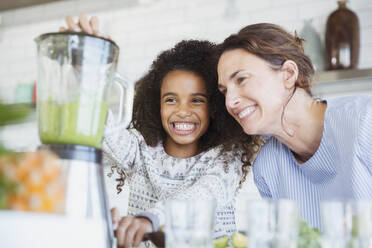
[
  {"xmin": 111, "ymin": 40, "xmax": 260, "ymax": 193},
  {"xmin": 132, "ymin": 40, "xmax": 240, "ymax": 150}
]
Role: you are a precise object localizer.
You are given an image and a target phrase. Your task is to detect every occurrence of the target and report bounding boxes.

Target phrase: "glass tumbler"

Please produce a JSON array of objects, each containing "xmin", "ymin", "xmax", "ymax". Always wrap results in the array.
[
  {"xmin": 272, "ymin": 199, "xmax": 300, "ymax": 248},
  {"xmin": 165, "ymin": 199, "xmax": 216, "ymax": 248},
  {"xmin": 321, "ymin": 200, "xmax": 351, "ymax": 248},
  {"xmin": 349, "ymin": 200, "xmax": 372, "ymax": 248}
]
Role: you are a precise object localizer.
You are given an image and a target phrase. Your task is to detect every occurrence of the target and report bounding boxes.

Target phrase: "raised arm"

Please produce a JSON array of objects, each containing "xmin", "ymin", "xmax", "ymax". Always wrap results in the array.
[{"xmin": 102, "ymin": 112, "xmax": 143, "ymax": 188}]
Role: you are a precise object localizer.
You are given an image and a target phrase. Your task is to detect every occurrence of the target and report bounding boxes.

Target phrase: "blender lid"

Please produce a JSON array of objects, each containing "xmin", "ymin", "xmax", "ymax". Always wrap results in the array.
[
  {"xmin": 40, "ymin": 144, "xmax": 102, "ymax": 164},
  {"xmin": 35, "ymin": 31, "xmax": 119, "ymax": 51}
]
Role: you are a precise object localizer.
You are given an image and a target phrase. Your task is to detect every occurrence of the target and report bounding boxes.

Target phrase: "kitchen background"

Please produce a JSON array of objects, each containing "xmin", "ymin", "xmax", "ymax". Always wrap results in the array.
[{"xmin": 0, "ymin": 0, "xmax": 371, "ymax": 217}]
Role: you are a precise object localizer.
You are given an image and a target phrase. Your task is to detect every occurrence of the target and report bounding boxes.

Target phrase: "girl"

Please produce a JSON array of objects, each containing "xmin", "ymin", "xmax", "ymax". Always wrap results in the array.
[
  {"xmin": 103, "ymin": 39, "xmax": 249, "ymax": 248},
  {"xmin": 103, "ymin": 40, "xmax": 256, "ymax": 246},
  {"xmin": 217, "ymin": 23, "xmax": 372, "ymax": 229},
  {"xmin": 62, "ymin": 15, "xmax": 258, "ymax": 248}
]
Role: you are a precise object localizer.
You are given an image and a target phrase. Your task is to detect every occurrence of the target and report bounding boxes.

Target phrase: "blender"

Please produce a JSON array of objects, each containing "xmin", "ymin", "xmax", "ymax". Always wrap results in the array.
[{"xmin": 35, "ymin": 32, "xmax": 134, "ymax": 248}]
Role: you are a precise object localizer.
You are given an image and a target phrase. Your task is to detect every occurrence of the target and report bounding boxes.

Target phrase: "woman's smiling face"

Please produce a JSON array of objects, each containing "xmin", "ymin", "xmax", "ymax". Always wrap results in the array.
[
  {"xmin": 160, "ymin": 69, "xmax": 210, "ymax": 149},
  {"xmin": 217, "ymin": 48, "xmax": 288, "ymax": 135}
]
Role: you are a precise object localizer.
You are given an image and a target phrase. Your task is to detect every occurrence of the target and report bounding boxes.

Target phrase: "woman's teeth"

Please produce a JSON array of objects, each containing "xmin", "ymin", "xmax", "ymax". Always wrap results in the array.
[{"xmin": 239, "ymin": 106, "xmax": 256, "ymax": 119}]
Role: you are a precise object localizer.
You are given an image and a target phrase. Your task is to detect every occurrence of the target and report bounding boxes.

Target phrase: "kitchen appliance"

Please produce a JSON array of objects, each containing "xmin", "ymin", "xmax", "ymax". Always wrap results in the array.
[
  {"xmin": 34, "ymin": 32, "xmax": 134, "ymax": 248},
  {"xmin": 35, "ymin": 32, "xmax": 132, "ymax": 148}
]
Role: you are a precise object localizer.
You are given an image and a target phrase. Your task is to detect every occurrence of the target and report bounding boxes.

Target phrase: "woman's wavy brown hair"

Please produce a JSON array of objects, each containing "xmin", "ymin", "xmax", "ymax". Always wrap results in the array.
[
  {"xmin": 217, "ymin": 23, "xmax": 315, "ymax": 186},
  {"xmin": 112, "ymin": 40, "xmax": 257, "ymax": 192},
  {"xmin": 219, "ymin": 23, "xmax": 314, "ymax": 93}
]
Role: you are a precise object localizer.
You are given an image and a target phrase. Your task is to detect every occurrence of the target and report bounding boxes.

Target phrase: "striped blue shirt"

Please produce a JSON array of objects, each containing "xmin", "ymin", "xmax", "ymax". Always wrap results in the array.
[{"xmin": 253, "ymin": 95, "xmax": 372, "ymax": 229}]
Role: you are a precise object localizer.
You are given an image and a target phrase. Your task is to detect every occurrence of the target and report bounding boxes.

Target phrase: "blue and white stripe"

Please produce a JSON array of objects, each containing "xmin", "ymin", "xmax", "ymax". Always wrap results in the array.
[{"xmin": 252, "ymin": 95, "xmax": 372, "ymax": 229}]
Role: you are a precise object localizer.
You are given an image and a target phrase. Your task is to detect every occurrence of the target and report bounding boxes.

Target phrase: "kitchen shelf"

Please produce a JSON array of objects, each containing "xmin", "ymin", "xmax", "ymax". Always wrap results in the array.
[
  {"xmin": 312, "ymin": 68, "xmax": 372, "ymax": 99},
  {"xmin": 314, "ymin": 68, "xmax": 372, "ymax": 84}
]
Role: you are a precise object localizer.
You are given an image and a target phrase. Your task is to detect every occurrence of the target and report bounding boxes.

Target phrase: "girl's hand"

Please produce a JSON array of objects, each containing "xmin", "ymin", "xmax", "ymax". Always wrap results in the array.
[
  {"xmin": 116, "ymin": 216, "xmax": 153, "ymax": 248},
  {"xmin": 59, "ymin": 14, "xmax": 110, "ymax": 39},
  {"xmin": 111, "ymin": 207, "xmax": 121, "ymax": 228}
]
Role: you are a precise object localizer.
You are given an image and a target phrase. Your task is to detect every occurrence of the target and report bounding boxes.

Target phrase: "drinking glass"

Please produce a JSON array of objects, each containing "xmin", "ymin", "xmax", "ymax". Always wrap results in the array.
[
  {"xmin": 241, "ymin": 199, "xmax": 275, "ymax": 248},
  {"xmin": 272, "ymin": 199, "xmax": 300, "ymax": 248},
  {"xmin": 349, "ymin": 200, "xmax": 372, "ymax": 248},
  {"xmin": 165, "ymin": 199, "xmax": 216, "ymax": 248},
  {"xmin": 238, "ymin": 199, "xmax": 299, "ymax": 248},
  {"xmin": 320, "ymin": 200, "xmax": 351, "ymax": 248}
]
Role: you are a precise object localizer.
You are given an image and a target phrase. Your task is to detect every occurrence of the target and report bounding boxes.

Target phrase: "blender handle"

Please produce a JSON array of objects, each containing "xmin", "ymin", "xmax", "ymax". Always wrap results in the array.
[{"xmin": 113, "ymin": 72, "xmax": 134, "ymax": 127}]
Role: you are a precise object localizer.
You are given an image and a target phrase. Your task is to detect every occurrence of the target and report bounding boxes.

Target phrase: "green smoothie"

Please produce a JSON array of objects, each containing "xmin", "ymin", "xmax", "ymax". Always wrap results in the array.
[{"xmin": 38, "ymin": 98, "xmax": 108, "ymax": 148}]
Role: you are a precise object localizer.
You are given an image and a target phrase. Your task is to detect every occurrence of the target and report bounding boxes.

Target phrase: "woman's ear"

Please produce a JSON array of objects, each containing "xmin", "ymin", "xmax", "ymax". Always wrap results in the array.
[{"xmin": 281, "ymin": 60, "xmax": 298, "ymax": 89}]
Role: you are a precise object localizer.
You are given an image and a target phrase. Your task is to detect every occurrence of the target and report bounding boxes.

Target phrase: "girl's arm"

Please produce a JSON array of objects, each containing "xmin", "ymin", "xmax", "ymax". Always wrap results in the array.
[{"xmin": 102, "ymin": 112, "xmax": 142, "ymax": 181}]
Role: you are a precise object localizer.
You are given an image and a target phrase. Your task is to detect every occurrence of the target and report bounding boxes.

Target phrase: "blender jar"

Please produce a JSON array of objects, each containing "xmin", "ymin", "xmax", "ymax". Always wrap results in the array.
[{"xmin": 35, "ymin": 32, "xmax": 133, "ymax": 148}]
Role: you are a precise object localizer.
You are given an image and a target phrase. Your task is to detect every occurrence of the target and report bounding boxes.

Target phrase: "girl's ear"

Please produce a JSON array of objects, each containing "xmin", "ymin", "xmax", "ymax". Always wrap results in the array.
[{"xmin": 281, "ymin": 60, "xmax": 298, "ymax": 89}]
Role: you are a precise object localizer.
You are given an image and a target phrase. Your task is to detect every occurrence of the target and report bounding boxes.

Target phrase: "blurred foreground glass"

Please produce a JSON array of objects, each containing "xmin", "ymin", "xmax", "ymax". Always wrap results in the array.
[
  {"xmin": 165, "ymin": 199, "xmax": 216, "ymax": 248},
  {"xmin": 273, "ymin": 199, "xmax": 300, "ymax": 248},
  {"xmin": 319, "ymin": 200, "xmax": 372, "ymax": 248},
  {"xmin": 321, "ymin": 200, "xmax": 351, "ymax": 248},
  {"xmin": 349, "ymin": 200, "xmax": 372, "ymax": 248},
  {"xmin": 240, "ymin": 199, "xmax": 299, "ymax": 248}
]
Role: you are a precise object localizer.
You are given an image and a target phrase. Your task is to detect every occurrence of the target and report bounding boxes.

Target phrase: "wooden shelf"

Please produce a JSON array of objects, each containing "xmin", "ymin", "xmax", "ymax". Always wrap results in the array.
[
  {"xmin": 312, "ymin": 68, "xmax": 372, "ymax": 99},
  {"xmin": 314, "ymin": 68, "xmax": 372, "ymax": 84}
]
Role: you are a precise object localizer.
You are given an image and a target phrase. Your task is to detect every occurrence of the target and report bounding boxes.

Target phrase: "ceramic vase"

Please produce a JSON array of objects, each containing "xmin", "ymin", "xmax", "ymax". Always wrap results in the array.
[
  {"xmin": 300, "ymin": 19, "xmax": 325, "ymax": 71},
  {"xmin": 325, "ymin": 0, "xmax": 360, "ymax": 70}
]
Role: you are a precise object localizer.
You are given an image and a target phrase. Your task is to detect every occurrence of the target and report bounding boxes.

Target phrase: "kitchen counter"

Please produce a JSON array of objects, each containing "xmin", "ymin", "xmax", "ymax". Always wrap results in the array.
[{"xmin": 0, "ymin": 210, "xmax": 107, "ymax": 248}]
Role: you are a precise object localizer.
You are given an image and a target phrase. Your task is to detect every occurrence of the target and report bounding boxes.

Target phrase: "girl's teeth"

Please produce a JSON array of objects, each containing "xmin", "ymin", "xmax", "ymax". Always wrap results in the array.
[
  {"xmin": 174, "ymin": 123, "xmax": 195, "ymax": 131},
  {"xmin": 239, "ymin": 106, "xmax": 256, "ymax": 119}
]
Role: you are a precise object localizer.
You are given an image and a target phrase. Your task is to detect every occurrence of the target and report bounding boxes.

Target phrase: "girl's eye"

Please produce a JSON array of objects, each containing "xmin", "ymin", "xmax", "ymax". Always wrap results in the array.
[
  {"xmin": 192, "ymin": 98, "xmax": 206, "ymax": 103},
  {"xmin": 165, "ymin": 98, "xmax": 176, "ymax": 103}
]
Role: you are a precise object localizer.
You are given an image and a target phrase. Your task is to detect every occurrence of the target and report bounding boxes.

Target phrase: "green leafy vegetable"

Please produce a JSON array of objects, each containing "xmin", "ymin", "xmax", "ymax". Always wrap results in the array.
[
  {"xmin": 297, "ymin": 220, "xmax": 322, "ymax": 248},
  {"xmin": 0, "ymin": 103, "xmax": 32, "ymax": 154}
]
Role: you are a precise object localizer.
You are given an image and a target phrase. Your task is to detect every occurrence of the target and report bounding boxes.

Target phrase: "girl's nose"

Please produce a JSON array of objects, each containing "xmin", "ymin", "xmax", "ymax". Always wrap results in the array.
[{"xmin": 177, "ymin": 104, "xmax": 192, "ymax": 118}]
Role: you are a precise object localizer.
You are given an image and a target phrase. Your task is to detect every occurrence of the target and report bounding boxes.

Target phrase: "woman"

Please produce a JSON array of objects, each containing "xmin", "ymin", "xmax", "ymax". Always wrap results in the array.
[{"xmin": 217, "ymin": 23, "xmax": 372, "ymax": 228}]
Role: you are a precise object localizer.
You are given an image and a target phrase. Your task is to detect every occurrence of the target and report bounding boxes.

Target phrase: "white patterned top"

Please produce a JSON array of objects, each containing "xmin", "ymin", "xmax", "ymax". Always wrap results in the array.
[{"xmin": 102, "ymin": 118, "xmax": 242, "ymax": 246}]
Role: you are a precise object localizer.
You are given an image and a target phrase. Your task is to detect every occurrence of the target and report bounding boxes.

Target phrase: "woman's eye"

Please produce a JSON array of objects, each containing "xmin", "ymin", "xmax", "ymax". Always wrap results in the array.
[
  {"xmin": 237, "ymin": 77, "xmax": 246, "ymax": 84},
  {"xmin": 218, "ymin": 87, "xmax": 227, "ymax": 95}
]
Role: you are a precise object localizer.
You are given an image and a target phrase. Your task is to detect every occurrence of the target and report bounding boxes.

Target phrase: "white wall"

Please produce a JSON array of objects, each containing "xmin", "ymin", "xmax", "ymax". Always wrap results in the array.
[
  {"xmin": 0, "ymin": 0, "xmax": 371, "ymax": 103},
  {"xmin": 0, "ymin": 0, "xmax": 371, "ymax": 221}
]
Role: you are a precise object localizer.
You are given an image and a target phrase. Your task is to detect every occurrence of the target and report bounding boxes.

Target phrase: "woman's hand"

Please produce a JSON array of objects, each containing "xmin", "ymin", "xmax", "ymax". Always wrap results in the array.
[
  {"xmin": 116, "ymin": 216, "xmax": 153, "ymax": 248},
  {"xmin": 59, "ymin": 13, "xmax": 110, "ymax": 39}
]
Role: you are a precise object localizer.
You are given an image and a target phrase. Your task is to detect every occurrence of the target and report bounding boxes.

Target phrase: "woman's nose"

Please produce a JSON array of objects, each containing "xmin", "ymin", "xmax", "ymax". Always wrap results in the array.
[{"xmin": 226, "ymin": 91, "xmax": 241, "ymax": 109}]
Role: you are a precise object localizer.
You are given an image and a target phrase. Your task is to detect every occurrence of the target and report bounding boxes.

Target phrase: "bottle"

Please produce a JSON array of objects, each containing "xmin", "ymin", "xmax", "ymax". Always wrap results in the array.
[{"xmin": 325, "ymin": 0, "xmax": 359, "ymax": 70}]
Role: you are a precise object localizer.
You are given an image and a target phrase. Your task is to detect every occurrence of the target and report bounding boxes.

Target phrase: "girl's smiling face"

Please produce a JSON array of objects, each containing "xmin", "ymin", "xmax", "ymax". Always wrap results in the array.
[{"xmin": 160, "ymin": 70, "xmax": 210, "ymax": 151}]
